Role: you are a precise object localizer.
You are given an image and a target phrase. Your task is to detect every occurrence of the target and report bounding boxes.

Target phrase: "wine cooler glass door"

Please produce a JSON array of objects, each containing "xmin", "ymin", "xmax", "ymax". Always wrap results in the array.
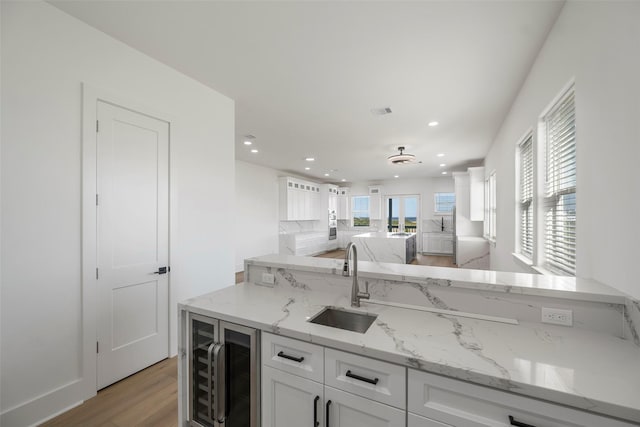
[{"xmin": 189, "ymin": 314, "xmax": 218, "ymax": 427}]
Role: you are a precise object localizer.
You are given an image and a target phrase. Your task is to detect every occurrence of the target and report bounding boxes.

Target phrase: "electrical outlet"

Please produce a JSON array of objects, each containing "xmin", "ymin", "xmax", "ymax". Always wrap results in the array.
[
  {"xmin": 541, "ymin": 307, "xmax": 573, "ymax": 326},
  {"xmin": 261, "ymin": 272, "xmax": 275, "ymax": 285}
]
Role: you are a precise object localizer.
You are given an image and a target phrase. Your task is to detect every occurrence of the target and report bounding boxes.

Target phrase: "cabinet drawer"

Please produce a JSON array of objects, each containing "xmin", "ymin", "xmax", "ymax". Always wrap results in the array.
[
  {"xmin": 408, "ymin": 413, "xmax": 452, "ymax": 427},
  {"xmin": 325, "ymin": 385, "xmax": 405, "ymax": 427},
  {"xmin": 262, "ymin": 332, "xmax": 323, "ymax": 382},
  {"xmin": 408, "ymin": 369, "xmax": 635, "ymax": 427},
  {"xmin": 325, "ymin": 348, "xmax": 406, "ymax": 409}
]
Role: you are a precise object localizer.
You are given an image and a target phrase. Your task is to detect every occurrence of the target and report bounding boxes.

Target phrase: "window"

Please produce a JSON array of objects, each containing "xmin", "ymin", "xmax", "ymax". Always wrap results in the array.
[
  {"xmin": 542, "ymin": 88, "xmax": 576, "ymax": 275},
  {"xmin": 518, "ymin": 134, "xmax": 534, "ymax": 259},
  {"xmin": 352, "ymin": 196, "xmax": 370, "ymax": 227},
  {"xmin": 434, "ymin": 192, "xmax": 455, "ymax": 213}
]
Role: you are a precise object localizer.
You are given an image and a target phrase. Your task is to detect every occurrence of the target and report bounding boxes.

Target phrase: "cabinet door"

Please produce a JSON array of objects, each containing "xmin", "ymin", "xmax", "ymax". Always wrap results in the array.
[
  {"xmin": 262, "ymin": 366, "xmax": 324, "ymax": 427},
  {"xmin": 324, "ymin": 386, "xmax": 405, "ymax": 427}
]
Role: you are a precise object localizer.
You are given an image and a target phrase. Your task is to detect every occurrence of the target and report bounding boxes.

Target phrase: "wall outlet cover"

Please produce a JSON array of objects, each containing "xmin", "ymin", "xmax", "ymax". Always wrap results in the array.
[
  {"xmin": 261, "ymin": 272, "xmax": 275, "ymax": 285},
  {"xmin": 541, "ymin": 307, "xmax": 573, "ymax": 326}
]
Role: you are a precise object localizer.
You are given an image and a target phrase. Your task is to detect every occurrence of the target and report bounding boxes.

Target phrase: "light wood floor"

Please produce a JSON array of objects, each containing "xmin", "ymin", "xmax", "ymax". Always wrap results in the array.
[{"xmin": 41, "ymin": 357, "xmax": 178, "ymax": 427}]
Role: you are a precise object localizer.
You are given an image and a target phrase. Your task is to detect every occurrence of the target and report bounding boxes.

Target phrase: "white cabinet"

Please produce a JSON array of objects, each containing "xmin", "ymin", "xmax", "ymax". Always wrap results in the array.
[
  {"xmin": 408, "ymin": 369, "xmax": 635, "ymax": 427},
  {"xmin": 468, "ymin": 166, "xmax": 485, "ymax": 221},
  {"xmin": 408, "ymin": 413, "xmax": 452, "ymax": 427},
  {"xmin": 328, "ymin": 185, "xmax": 338, "ymax": 213},
  {"xmin": 279, "ymin": 177, "xmax": 321, "ymax": 221},
  {"xmin": 325, "ymin": 386, "xmax": 405, "ymax": 427},
  {"xmin": 262, "ymin": 366, "xmax": 324, "ymax": 427},
  {"xmin": 369, "ymin": 186, "xmax": 382, "ymax": 220},
  {"xmin": 337, "ymin": 187, "xmax": 350, "ymax": 220},
  {"xmin": 422, "ymin": 232, "xmax": 453, "ymax": 255}
]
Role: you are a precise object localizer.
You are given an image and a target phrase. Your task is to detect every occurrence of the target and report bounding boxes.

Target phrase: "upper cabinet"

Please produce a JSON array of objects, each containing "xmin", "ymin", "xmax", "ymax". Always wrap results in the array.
[
  {"xmin": 369, "ymin": 186, "xmax": 382, "ymax": 220},
  {"xmin": 336, "ymin": 187, "xmax": 350, "ymax": 220},
  {"xmin": 279, "ymin": 177, "xmax": 321, "ymax": 221},
  {"xmin": 468, "ymin": 167, "xmax": 485, "ymax": 221},
  {"xmin": 327, "ymin": 184, "xmax": 338, "ymax": 213}
]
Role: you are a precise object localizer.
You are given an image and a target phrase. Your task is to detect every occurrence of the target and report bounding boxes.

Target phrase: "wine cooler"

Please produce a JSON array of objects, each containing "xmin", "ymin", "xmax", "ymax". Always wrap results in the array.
[{"xmin": 188, "ymin": 313, "xmax": 259, "ymax": 427}]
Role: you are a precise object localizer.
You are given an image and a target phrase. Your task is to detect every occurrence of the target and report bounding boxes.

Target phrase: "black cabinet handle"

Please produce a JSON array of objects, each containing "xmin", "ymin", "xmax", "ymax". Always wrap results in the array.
[
  {"xmin": 326, "ymin": 400, "xmax": 332, "ymax": 427},
  {"xmin": 509, "ymin": 415, "xmax": 536, "ymax": 427},
  {"xmin": 313, "ymin": 395, "xmax": 319, "ymax": 427},
  {"xmin": 345, "ymin": 370, "xmax": 379, "ymax": 385},
  {"xmin": 277, "ymin": 351, "xmax": 304, "ymax": 363}
]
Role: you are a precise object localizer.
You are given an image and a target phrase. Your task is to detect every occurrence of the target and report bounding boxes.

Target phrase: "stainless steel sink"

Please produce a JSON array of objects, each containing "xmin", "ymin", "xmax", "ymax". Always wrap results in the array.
[
  {"xmin": 308, "ymin": 307, "xmax": 378, "ymax": 334},
  {"xmin": 391, "ymin": 232, "xmax": 412, "ymax": 236}
]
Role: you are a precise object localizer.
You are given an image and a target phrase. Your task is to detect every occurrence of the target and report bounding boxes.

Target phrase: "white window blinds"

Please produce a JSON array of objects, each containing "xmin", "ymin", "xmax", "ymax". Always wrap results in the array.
[
  {"xmin": 519, "ymin": 135, "xmax": 533, "ymax": 258},
  {"xmin": 543, "ymin": 90, "xmax": 576, "ymax": 275}
]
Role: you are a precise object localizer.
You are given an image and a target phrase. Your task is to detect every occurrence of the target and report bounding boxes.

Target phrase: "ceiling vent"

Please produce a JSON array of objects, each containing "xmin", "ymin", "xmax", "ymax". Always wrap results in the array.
[
  {"xmin": 387, "ymin": 146, "xmax": 416, "ymax": 165},
  {"xmin": 371, "ymin": 107, "xmax": 392, "ymax": 116}
]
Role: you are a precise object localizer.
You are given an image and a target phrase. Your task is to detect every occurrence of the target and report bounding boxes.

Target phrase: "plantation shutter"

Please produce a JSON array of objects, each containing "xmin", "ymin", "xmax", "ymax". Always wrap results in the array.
[
  {"xmin": 519, "ymin": 136, "xmax": 533, "ymax": 258},
  {"xmin": 543, "ymin": 90, "xmax": 576, "ymax": 275}
]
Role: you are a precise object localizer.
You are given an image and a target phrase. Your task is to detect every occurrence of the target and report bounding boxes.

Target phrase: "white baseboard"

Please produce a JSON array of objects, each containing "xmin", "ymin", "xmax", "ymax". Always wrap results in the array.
[{"xmin": 0, "ymin": 379, "xmax": 92, "ymax": 427}]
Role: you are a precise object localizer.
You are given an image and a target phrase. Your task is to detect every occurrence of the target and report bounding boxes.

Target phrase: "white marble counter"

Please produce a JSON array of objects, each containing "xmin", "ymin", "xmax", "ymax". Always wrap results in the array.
[
  {"xmin": 180, "ymin": 281, "xmax": 640, "ymax": 423},
  {"xmin": 351, "ymin": 232, "xmax": 416, "ymax": 264},
  {"xmin": 245, "ymin": 254, "xmax": 628, "ymax": 304}
]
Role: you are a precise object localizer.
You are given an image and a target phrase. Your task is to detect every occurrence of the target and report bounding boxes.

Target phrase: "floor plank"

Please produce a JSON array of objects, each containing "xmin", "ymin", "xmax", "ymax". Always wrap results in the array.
[{"xmin": 41, "ymin": 358, "xmax": 178, "ymax": 427}]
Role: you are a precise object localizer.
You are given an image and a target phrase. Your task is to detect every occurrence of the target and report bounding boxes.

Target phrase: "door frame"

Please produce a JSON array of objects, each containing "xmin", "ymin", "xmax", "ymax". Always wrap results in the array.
[
  {"xmin": 81, "ymin": 83, "xmax": 172, "ymax": 395},
  {"xmin": 384, "ymin": 193, "xmax": 421, "ymax": 232}
]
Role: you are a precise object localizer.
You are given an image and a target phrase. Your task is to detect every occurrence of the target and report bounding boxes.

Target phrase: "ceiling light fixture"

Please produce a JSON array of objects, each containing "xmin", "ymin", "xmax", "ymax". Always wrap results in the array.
[
  {"xmin": 428, "ymin": 121, "xmax": 439, "ymax": 127},
  {"xmin": 387, "ymin": 146, "xmax": 416, "ymax": 165},
  {"xmin": 305, "ymin": 167, "xmax": 310, "ymax": 171},
  {"xmin": 324, "ymin": 173, "xmax": 330, "ymax": 177},
  {"xmin": 437, "ymin": 153, "xmax": 445, "ymax": 157},
  {"xmin": 394, "ymin": 175, "xmax": 399, "ymax": 178},
  {"xmin": 305, "ymin": 157, "xmax": 315, "ymax": 162},
  {"xmin": 251, "ymin": 149, "xmax": 258, "ymax": 153}
]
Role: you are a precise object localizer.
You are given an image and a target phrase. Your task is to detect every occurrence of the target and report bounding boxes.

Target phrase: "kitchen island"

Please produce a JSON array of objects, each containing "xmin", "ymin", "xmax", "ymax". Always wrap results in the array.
[
  {"xmin": 178, "ymin": 255, "xmax": 640, "ymax": 427},
  {"xmin": 350, "ymin": 231, "xmax": 417, "ymax": 264}
]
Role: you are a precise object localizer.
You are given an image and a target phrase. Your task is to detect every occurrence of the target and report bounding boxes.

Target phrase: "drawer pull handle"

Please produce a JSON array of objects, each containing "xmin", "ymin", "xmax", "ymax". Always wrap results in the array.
[
  {"xmin": 277, "ymin": 351, "xmax": 304, "ymax": 363},
  {"xmin": 345, "ymin": 370, "xmax": 379, "ymax": 385},
  {"xmin": 326, "ymin": 400, "xmax": 332, "ymax": 427},
  {"xmin": 313, "ymin": 395, "xmax": 319, "ymax": 427},
  {"xmin": 509, "ymin": 416, "xmax": 536, "ymax": 427}
]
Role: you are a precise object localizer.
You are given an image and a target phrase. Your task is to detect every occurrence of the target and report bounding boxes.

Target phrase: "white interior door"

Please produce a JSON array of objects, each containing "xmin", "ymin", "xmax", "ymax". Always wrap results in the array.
[{"xmin": 96, "ymin": 100, "xmax": 169, "ymax": 389}]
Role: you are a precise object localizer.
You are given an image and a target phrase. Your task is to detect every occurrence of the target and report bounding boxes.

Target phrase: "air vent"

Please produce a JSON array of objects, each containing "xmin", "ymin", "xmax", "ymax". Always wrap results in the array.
[{"xmin": 371, "ymin": 107, "xmax": 392, "ymax": 116}]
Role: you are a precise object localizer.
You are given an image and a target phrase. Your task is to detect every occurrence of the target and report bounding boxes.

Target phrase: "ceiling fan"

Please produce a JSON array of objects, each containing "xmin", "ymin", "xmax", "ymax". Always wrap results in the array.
[{"xmin": 387, "ymin": 146, "xmax": 416, "ymax": 165}]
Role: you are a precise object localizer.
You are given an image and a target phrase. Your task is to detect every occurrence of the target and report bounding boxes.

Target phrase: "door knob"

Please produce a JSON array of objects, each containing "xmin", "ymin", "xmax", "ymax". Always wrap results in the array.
[{"xmin": 153, "ymin": 267, "xmax": 168, "ymax": 274}]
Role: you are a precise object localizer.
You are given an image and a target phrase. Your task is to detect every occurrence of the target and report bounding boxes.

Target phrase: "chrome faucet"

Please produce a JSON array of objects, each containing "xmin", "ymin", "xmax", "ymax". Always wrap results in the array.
[{"xmin": 343, "ymin": 242, "xmax": 370, "ymax": 307}]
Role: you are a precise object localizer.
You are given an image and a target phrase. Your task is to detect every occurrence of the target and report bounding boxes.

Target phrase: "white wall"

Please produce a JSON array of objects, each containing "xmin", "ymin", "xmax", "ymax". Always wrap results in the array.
[
  {"xmin": 484, "ymin": 1, "xmax": 640, "ymax": 299},
  {"xmin": 0, "ymin": 2, "xmax": 235, "ymax": 425},
  {"xmin": 235, "ymin": 161, "xmax": 279, "ymax": 271}
]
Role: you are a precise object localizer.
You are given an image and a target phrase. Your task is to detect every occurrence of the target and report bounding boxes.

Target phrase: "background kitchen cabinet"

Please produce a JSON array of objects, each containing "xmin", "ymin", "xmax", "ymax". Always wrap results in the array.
[
  {"xmin": 328, "ymin": 185, "xmax": 338, "ymax": 213},
  {"xmin": 369, "ymin": 186, "xmax": 382, "ymax": 220},
  {"xmin": 422, "ymin": 232, "xmax": 453, "ymax": 255},
  {"xmin": 468, "ymin": 166, "xmax": 485, "ymax": 221},
  {"xmin": 336, "ymin": 187, "xmax": 350, "ymax": 220},
  {"xmin": 279, "ymin": 177, "xmax": 321, "ymax": 221}
]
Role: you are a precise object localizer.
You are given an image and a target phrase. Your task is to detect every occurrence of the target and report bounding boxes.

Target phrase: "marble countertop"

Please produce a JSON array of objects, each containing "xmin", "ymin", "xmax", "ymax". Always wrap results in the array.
[
  {"xmin": 353, "ymin": 231, "xmax": 416, "ymax": 239},
  {"xmin": 245, "ymin": 254, "xmax": 628, "ymax": 304},
  {"xmin": 181, "ymin": 281, "xmax": 640, "ymax": 423}
]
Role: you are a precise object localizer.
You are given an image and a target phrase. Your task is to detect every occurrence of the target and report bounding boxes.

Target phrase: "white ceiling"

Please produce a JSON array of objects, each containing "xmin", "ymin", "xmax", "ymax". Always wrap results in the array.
[{"xmin": 51, "ymin": 0, "xmax": 564, "ymax": 184}]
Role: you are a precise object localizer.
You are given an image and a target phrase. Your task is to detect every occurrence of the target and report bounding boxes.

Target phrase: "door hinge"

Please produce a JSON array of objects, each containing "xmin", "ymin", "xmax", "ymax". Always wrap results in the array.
[
  {"xmin": 96, "ymin": 268, "xmax": 99, "ymax": 279},
  {"xmin": 96, "ymin": 120, "xmax": 99, "ymax": 133},
  {"xmin": 96, "ymin": 341, "xmax": 99, "ymax": 353}
]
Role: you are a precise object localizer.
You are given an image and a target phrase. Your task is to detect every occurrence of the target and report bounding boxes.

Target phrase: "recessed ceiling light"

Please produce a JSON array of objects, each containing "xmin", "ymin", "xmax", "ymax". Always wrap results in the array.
[
  {"xmin": 441, "ymin": 171, "xmax": 447, "ymax": 175},
  {"xmin": 437, "ymin": 153, "xmax": 445, "ymax": 157},
  {"xmin": 251, "ymin": 149, "xmax": 258, "ymax": 153},
  {"xmin": 243, "ymin": 141, "xmax": 252, "ymax": 146},
  {"xmin": 324, "ymin": 173, "xmax": 330, "ymax": 177},
  {"xmin": 428, "ymin": 121, "xmax": 439, "ymax": 127},
  {"xmin": 341, "ymin": 179, "xmax": 346, "ymax": 182},
  {"xmin": 305, "ymin": 157, "xmax": 315, "ymax": 162},
  {"xmin": 305, "ymin": 167, "xmax": 310, "ymax": 171},
  {"xmin": 394, "ymin": 175, "xmax": 399, "ymax": 178},
  {"xmin": 440, "ymin": 163, "xmax": 446, "ymax": 167}
]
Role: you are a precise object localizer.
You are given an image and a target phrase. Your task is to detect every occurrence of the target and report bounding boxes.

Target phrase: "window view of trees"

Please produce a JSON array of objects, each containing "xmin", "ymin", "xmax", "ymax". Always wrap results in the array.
[{"xmin": 352, "ymin": 196, "xmax": 370, "ymax": 226}]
